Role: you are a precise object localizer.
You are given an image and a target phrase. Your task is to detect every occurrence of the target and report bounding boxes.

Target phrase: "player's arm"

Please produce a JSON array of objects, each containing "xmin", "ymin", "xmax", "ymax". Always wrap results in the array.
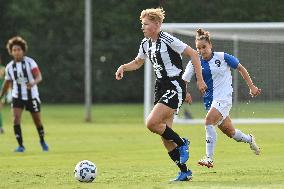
[
  {"xmin": 27, "ymin": 67, "xmax": 42, "ymax": 89},
  {"xmin": 184, "ymin": 81, "xmax": 192, "ymax": 104},
  {"xmin": 0, "ymin": 67, "xmax": 5, "ymax": 78},
  {"xmin": 0, "ymin": 80, "xmax": 12, "ymax": 99},
  {"xmin": 182, "ymin": 63, "xmax": 194, "ymax": 104},
  {"xmin": 183, "ymin": 46, "xmax": 207, "ymax": 94},
  {"xmin": 115, "ymin": 57, "xmax": 145, "ymax": 80},
  {"xmin": 237, "ymin": 63, "xmax": 261, "ymax": 97}
]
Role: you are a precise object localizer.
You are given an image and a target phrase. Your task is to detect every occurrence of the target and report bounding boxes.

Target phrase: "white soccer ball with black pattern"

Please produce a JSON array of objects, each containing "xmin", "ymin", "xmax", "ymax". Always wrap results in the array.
[{"xmin": 74, "ymin": 160, "xmax": 97, "ymax": 182}]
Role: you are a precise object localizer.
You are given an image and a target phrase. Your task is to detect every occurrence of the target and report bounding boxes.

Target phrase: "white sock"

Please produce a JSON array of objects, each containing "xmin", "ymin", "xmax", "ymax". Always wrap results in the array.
[
  {"xmin": 232, "ymin": 129, "xmax": 251, "ymax": 143},
  {"xmin": 206, "ymin": 125, "xmax": 217, "ymax": 159}
]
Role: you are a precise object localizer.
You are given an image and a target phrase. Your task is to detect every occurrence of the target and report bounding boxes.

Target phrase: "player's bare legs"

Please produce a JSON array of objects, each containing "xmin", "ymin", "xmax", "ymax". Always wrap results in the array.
[
  {"xmin": 31, "ymin": 112, "xmax": 42, "ymax": 127},
  {"xmin": 13, "ymin": 107, "xmax": 23, "ymax": 125},
  {"xmin": 218, "ymin": 117, "xmax": 235, "ymax": 137},
  {"xmin": 147, "ymin": 103, "xmax": 191, "ymax": 181},
  {"xmin": 146, "ymin": 103, "xmax": 187, "ymax": 158},
  {"xmin": 146, "ymin": 103, "xmax": 188, "ymax": 163},
  {"xmin": 219, "ymin": 117, "xmax": 260, "ymax": 155},
  {"xmin": 146, "ymin": 103, "xmax": 175, "ymax": 135}
]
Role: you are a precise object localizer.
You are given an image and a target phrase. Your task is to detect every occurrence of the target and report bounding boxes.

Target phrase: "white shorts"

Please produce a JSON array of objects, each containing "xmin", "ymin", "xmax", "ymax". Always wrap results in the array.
[{"xmin": 211, "ymin": 99, "xmax": 232, "ymax": 125}]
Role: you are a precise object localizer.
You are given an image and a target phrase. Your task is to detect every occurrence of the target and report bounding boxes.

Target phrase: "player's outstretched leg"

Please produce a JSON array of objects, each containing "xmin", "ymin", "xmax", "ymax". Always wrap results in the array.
[
  {"xmin": 219, "ymin": 117, "xmax": 260, "ymax": 155},
  {"xmin": 232, "ymin": 129, "xmax": 260, "ymax": 155},
  {"xmin": 248, "ymin": 134, "xmax": 260, "ymax": 155}
]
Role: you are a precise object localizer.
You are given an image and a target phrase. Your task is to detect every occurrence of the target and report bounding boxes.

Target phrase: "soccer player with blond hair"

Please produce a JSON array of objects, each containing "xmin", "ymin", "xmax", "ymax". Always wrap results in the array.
[{"xmin": 116, "ymin": 8, "xmax": 207, "ymax": 181}]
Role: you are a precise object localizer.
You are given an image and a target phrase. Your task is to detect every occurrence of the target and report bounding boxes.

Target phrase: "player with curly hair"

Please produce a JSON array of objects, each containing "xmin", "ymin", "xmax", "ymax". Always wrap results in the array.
[{"xmin": 0, "ymin": 36, "xmax": 49, "ymax": 152}]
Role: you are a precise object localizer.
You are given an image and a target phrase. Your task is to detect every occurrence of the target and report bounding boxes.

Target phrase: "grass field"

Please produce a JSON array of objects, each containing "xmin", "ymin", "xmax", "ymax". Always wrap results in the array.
[{"xmin": 0, "ymin": 104, "xmax": 284, "ymax": 189}]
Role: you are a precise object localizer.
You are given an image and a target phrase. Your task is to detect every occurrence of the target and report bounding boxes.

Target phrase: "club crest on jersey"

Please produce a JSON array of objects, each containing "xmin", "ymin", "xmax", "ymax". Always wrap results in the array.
[
  {"xmin": 16, "ymin": 77, "xmax": 28, "ymax": 84},
  {"xmin": 215, "ymin": 60, "xmax": 221, "ymax": 67},
  {"xmin": 153, "ymin": 62, "xmax": 163, "ymax": 71}
]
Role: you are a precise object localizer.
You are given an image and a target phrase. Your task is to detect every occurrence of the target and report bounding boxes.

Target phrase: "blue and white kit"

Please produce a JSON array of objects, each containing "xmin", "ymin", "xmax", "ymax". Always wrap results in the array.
[{"xmin": 182, "ymin": 52, "xmax": 239, "ymax": 120}]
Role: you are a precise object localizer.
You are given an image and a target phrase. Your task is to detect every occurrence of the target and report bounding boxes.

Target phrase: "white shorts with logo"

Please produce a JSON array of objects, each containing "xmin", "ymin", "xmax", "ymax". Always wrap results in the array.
[{"xmin": 211, "ymin": 99, "xmax": 232, "ymax": 125}]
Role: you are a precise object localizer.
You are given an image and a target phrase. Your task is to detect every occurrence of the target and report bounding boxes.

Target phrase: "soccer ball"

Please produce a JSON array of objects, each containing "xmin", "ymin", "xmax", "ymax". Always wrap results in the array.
[{"xmin": 74, "ymin": 160, "xmax": 97, "ymax": 182}]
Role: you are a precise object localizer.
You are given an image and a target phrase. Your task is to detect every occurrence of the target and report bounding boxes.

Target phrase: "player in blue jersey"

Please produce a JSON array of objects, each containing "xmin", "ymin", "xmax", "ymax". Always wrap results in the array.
[
  {"xmin": 116, "ymin": 8, "xmax": 207, "ymax": 181},
  {"xmin": 182, "ymin": 28, "xmax": 261, "ymax": 168}
]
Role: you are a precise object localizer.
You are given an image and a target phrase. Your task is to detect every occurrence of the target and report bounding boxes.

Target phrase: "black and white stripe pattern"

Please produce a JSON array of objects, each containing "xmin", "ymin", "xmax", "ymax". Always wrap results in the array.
[
  {"xmin": 171, "ymin": 80, "xmax": 184, "ymax": 113},
  {"xmin": 138, "ymin": 31, "xmax": 187, "ymax": 81},
  {"xmin": 5, "ymin": 56, "xmax": 40, "ymax": 101},
  {"xmin": 160, "ymin": 32, "xmax": 174, "ymax": 43}
]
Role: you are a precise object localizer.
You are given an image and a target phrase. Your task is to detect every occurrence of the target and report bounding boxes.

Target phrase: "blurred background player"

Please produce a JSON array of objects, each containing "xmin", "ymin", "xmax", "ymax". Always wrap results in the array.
[
  {"xmin": 0, "ymin": 54, "xmax": 5, "ymax": 134},
  {"xmin": 115, "ymin": 8, "xmax": 207, "ymax": 181},
  {"xmin": 0, "ymin": 36, "xmax": 49, "ymax": 152},
  {"xmin": 182, "ymin": 28, "xmax": 261, "ymax": 168}
]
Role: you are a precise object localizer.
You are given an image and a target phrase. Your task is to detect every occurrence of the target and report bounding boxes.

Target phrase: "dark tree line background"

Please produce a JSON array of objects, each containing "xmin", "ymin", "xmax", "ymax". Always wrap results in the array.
[{"xmin": 0, "ymin": 0, "xmax": 283, "ymax": 103}]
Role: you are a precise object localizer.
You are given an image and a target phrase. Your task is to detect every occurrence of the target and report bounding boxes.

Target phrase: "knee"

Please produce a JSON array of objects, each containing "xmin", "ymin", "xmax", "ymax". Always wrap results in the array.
[
  {"xmin": 226, "ymin": 129, "xmax": 235, "ymax": 138},
  {"xmin": 146, "ymin": 116, "xmax": 159, "ymax": 133},
  {"xmin": 146, "ymin": 117, "xmax": 155, "ymax": 131},
  {"xmin": 205, "ymin": 116, "xmax": 214, "ymax": 125},
  {"xmin": 220, "ymin": 126, "xmax": 235, "ymax": 138}
]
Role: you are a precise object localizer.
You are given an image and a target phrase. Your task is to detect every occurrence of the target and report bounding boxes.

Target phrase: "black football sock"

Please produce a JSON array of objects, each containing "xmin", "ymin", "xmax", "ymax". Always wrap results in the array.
[
  {"xmin": 14, "ymin": 124, "xmax": 23, "ymax": 147},
  {"xmin": 36, "ymin": 125, "xmax": 45, "ymax": 142},
  {"xmin": 168, "ymin": 147, "xmax": 188, "ymax": 172},
  {"xmin": 161, "ymin": 125, "xmax": 185, "ymax": 147}
]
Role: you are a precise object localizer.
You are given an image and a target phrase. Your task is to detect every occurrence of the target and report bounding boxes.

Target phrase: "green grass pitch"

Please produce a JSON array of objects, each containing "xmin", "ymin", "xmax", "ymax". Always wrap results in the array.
[{"xmin": 0, "ymin": 104, "xmax": 283, "ymax": 189}]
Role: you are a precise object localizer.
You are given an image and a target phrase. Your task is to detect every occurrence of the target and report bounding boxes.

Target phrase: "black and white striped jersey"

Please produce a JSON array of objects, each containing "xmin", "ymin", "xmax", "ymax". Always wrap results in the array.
[
  {"xmin": 5, "ymin": 56, "xmax": 40, "ymax": 101},
  {"xmin": 137, "ymin": 31, "xmax": 187, "ymax": 80}
]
